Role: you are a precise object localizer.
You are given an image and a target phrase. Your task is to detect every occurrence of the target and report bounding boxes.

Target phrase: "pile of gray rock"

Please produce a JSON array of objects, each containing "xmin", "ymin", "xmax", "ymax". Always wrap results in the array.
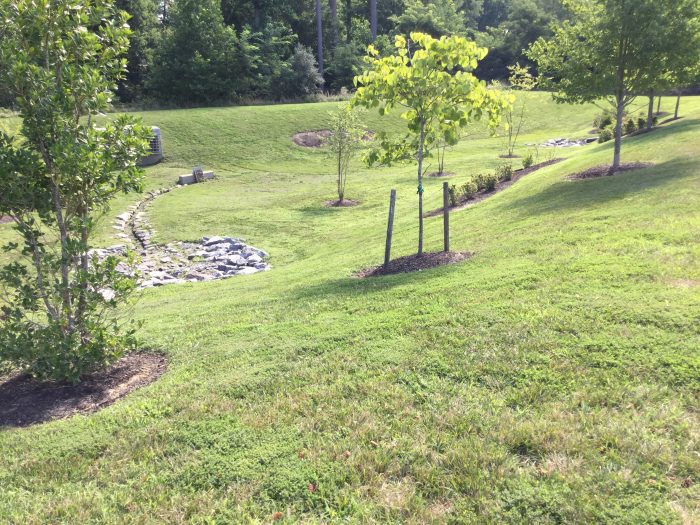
[
  {"xmin": 95, "ymin": 184, "xmax": 270, "ymax": 289},
  {"xmin": 542, "ymin": 137, "xmax": 597, "ymax": 148},
  {"xmin": 139, "ymin": 236, "xmax": 269, "ymax": 287}
]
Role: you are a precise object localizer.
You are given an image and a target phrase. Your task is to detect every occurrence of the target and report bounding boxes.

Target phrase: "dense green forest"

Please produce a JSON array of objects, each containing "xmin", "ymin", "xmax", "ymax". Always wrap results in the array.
[{"xmin": 111, "ymin": 0, "xmax": 570, "ymax": 105}]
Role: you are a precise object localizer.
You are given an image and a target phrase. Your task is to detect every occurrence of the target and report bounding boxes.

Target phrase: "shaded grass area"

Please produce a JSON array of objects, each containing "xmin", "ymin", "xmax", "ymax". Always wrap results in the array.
[{"xmin": 0, "ymin": 95, "xmax": 699, "ymax": 523}]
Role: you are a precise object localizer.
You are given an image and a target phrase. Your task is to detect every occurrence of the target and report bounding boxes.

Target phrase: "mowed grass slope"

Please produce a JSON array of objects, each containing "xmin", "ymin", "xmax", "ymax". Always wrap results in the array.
[{"xmin": 0, "ymin": 94, "xmax": 699, "ymax": 523}]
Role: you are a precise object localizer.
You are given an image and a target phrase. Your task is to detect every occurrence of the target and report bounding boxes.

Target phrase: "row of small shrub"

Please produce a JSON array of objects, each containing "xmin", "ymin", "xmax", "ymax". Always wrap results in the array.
[
  {"xmin": 598, "ymin": 115, "xmax": 657, "ymax": 143},
  {"xmin": 448, "ymin": 164, "xmax": 514, "ymax": 206}
]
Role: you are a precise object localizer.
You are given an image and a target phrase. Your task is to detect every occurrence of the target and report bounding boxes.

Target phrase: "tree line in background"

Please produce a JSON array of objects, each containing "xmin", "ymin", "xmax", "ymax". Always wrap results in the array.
[{"xmin": 95, "ymin": 0, "xmax": 573, "ymax": 105}]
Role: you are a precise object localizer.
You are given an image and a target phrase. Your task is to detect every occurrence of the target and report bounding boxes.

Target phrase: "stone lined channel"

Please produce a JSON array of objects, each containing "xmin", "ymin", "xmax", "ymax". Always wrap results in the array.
[{"xmin": 93, "ymin": 185, "xmax": 270, "ymax": 288}]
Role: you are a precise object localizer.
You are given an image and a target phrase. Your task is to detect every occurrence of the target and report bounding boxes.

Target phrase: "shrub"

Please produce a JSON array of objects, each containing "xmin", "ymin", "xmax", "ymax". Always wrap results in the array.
[
  {"xmin": 637, "ymin": 117, "xmax": 647, "ymax": 130},
  {"xmin": 460, "ymin": 180, "xmax": 479, "ymax": 199},
  {"xmin": 522, "ymin": 152, "xmax": 535, "ymax": 170},
  {"xmin": 483, "ymin": 172, "xmax": 499, "ymax": 191},
  {"xmin": 594, "ymin": 112, "xmax": 613, "ymax": 129},
  {"xmin": 624, "ymin": 118, "xmax": 637, "ymax": 135},
  {"xmin": 497, "ymin": 163, "xmax": 515, "ymax": 180},
  {"xmin": 598, "ymin": 127, "xmax": 614, "ymax": 143},
  {"xmin": 473, "ymin": 173, "xmax": 488, "ymax": 191},
  {"xmin": 448, "ymin": 184, "xmax": 459, "ymax": 206}
]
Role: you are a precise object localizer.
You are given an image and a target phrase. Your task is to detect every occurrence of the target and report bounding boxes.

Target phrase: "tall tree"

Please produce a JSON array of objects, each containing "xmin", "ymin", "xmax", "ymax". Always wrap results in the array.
[
  {"xmin": 353, "ymin": 33, "xmax": 509, "ymax": 255},
  {"xmin": 0, "ymin": 0, "xmax": 150, "ymax": 382},
  {"xmin": 330, "ymin": 0, "xmax": 339, "ymax": 49},
  {"xmin": 115, "ymin": 0, "xmax": 161, "ymax": 102},
  {"xmin": 370, "ymin": 0, "xmax": 378, "ymax": 40},
  {"xmin": 528, "ymin": 0, "xmax": 683, "ymax": 171},
  {"xmin": 147, "ymin": 0, "xmax": 250, "ymax": 104},
  {"xmin": 316, "ymin": 0, "xmax": 325, "ymax": 81}
]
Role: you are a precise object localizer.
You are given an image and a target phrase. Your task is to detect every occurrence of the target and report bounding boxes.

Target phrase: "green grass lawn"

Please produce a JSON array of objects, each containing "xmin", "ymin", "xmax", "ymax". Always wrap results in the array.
[{"xmin": 0, "ymin": 94, "xmax": 699, "ymax": 524}]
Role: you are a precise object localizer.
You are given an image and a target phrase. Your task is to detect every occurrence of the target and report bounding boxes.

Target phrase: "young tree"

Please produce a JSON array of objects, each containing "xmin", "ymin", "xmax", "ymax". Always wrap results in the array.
[
  {"xmin": 529, "ymin": 0, "xmax": 698, "ymax": 171},
  {"xmin": 500, "ymin": 63, "xmax": 536, "ymax": 157},
  {"xmin": 328, "ymin": 106, "xmax": 365, "ymax": 204},
  {"xmin": 0, "ymin": 0, "xmax": 151, "ymax": 382},
  {"xmin": 353, "ymin": 33, "xmax": 509, "ymax": 255}
]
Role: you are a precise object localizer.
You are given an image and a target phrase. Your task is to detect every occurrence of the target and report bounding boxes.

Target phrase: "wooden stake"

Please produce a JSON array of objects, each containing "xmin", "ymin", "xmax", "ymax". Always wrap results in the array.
[
  {"xmin": 443, "ymin": 182, "xmax": 450, "ymax": 253},
  {"xmin": 384, "ymin": 189, "xmax": 396, "ymax": 271}
]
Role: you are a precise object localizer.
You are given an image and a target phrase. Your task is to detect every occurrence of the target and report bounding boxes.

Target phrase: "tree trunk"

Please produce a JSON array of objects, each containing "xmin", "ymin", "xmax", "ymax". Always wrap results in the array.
[
  {"xmin": 647, "ymin": 93, "xmax": 654, "ymax": 130},
  {"xmin": 337, "ymin": 146, "xmax": 343, "ymax": 202},
  {"xmin": 316, "ymin": 0, "xmax": 324, "ymax": 84},
  {"xmin": 613, "ymin": 97, "xmax": 624, "ymax": 172},
  {"xmin": 675, "ymin": 94, "xmax": 681, "ymax": 119},
  {"xmin": 345, "ymin": 0, "xmax": 352, "ymax": 43},
  {"xmin": 329, "ymin": 0, "xmax": 338, "ymax": 49},
  {"xmin": 370, "ymin": 0, "xmax": 377, "ymax": 41},
  {"xmin": 656, "ymin": 96, "xmax": 661, "ymax": 114},
  {"xmin": 417, "ymin": 119, "xmax": 425, "ymax": 255}
]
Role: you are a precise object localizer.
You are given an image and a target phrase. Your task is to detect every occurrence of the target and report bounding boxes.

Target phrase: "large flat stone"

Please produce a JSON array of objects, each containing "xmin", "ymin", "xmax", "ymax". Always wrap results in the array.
[{"xmin": 177, "ymin": 171, "xmax": 215, "ymax": 185}]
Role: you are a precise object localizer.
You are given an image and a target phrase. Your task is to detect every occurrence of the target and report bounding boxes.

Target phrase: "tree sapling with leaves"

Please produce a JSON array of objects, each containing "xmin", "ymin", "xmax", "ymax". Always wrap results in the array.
[
  {"xmin": 0, "ymin": 0, "xmax": 151, "ymax": 383},
  {"xmin": 501, "ymin": 63, "xmax": 536, "ymax": 158},
  {"xmin": 327, "ymin": 105, "xmax": 365, "ymax": 204},
  {"xmin": 353, "ymin": 32, "xmax": 510, "ymax": 255}
]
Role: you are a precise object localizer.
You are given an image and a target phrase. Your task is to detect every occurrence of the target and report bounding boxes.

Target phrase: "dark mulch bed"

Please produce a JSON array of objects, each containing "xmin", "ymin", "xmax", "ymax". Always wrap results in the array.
[
  {"xmin": 325, "ymin": 199, "xmax": 360, "ymax": 208},
  {"xmin": 427, "ymin": 171, "xmax": 455, "ymax": 178},
  {"xmin": 567, "ymin": 162, "xmax": 654, "ymax": 181},
  {"xmin": 0, "ymin": 352, "xmax": 167, "ymax": 428},
  {"xmin": 357, "ymin": 251, "xmax": 472, "ymax": 277},
  {"xmin": 425, "ymin": 158, "xmax": 565, "ymax": 218},
  {"xmin": 0, "ymin": 216, "xmax": 11, "ymax": 225}
]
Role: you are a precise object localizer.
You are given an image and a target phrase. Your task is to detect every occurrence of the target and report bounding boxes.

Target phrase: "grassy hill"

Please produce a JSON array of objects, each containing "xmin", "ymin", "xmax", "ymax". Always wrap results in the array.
[{"xmin": 1, "ymin": 94, "xmax": 699, "ymax": 523}]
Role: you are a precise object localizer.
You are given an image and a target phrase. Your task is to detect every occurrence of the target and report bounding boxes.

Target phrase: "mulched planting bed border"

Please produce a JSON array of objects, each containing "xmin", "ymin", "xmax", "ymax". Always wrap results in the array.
[
  {"xmin": 567, "ymin": 162, "xmax": 654, "ymax": 180},
  {"xmin": 427, "ymin": 171, "xmax": 455, "ymax": 178},
  {"xmin": 356, "ymin": 251, "xmax": 472, "ymax": 277},
  {"xmin": 324, "ymin": 199, "xmax": 360, "ymax": 208},
  {"xmin": 0, "ymin": 352, "xmax": 167, "ymax": 428},
  {"xmin": 425, "ymin": 158, "xmax": 564, "ymax": 218}
]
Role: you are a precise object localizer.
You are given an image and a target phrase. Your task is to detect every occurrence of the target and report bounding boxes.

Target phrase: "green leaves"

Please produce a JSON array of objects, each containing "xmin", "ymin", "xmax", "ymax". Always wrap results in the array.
[
  {"xmin": 0, "ymin": 0, "xmax": 150, "ymax": 382},
  {"xmin": 353, "ymin": 31, "xmax": 510, "ymax": 166}
]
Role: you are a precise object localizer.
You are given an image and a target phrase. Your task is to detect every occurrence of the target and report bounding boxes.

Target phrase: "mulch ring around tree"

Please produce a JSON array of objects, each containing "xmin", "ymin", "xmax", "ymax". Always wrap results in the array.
[
  {"xmin": 425, "ymin": 158, "xmax": 565, "ymax": 218},
  {"xmin": 0, "ymin": 352, "xmax": 167, "ymax": 428},
  {"xmin": 356, "ymin": 251, "xmax": 472, "ymax": 278},
  {"xmin": 0, "ymin": 216, "xmax": 11, "ymax": 225},
  {"xmin": 567, "ymin": 162, "xmax": 654, "ymax": 181},
  {"xmin": 325, "ymin": 199, "xmax": 360, "ymax": 208},
  {"xmin": 292, "ymin": 129, "xmax": 375, "ymax": 148},
  {"xmin": 427, "ymin": 171, "xmax": 455, "ymax": 178}
]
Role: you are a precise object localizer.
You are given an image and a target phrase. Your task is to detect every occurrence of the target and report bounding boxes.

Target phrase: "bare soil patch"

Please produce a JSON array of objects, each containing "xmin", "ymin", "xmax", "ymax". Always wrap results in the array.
[
  {"xmin": 425, "ymin": 158, "xmax": 564, "ymax": 218},
  {"xmin": 293, "ymin": 130, "xmax": 332, "ymax": 148},
  {"xmin": 427, "ymin": 171, "xmax": 455, "ymax": 178},
  {"xmin": 0, "ymin": 215, "xmax": 11, "ymax": 225},
  {"xmin": 567, "ymin": 162, "xmax": 653, "ymax": 181},
  {"xmin": 357, "ymin": 251, "xmax": 472, "ymax": 278},
  {"xmin": 293, "ymin": 129, "xmax": 375, "ymax": 148},
  {"xmin": 499, "ymin": 154, "xmax": 521, "ymax": 159},
  {"xmin": 325, "ymin": 199, "xmax": 360, "ymax": 208},
  {"xmin": 0, "ymin": 352, "xmax": 167, "ymax": 428}
]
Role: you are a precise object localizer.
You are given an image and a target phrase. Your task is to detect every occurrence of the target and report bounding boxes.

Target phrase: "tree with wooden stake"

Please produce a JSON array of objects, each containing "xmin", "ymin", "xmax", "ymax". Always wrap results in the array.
[
  {"xmin": 327, "ymin": 105, "xmax": 365, "ymax": 205},
  {"xmin": 0, "ymin": 0, "xmax": 151, "ymax": 383},
  {"xmin": 528, "ymin": 0, "xmax": 700, "ymax": 172},
  {"xmin": 352, "ymin": 32, "xmax": 510, "ymax": 256}
]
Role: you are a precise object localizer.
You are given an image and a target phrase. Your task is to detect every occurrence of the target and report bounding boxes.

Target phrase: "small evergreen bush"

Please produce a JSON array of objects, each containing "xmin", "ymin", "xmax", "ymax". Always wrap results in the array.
[
  {"xmin": 598, "ymin": 127, "xmax": 614, "ymax": 143},
  {"xmin": 460, "ymin": 180, "xmax": 478, "ymax": 199}
]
